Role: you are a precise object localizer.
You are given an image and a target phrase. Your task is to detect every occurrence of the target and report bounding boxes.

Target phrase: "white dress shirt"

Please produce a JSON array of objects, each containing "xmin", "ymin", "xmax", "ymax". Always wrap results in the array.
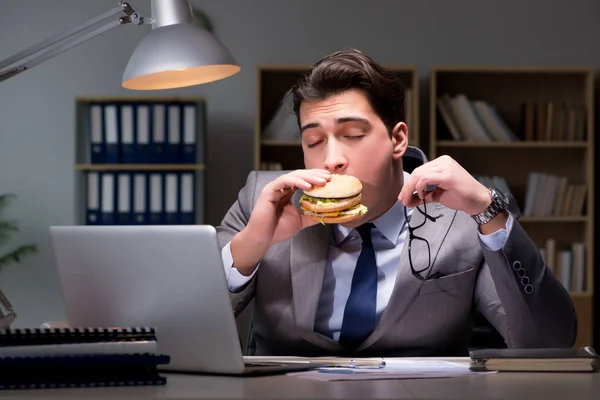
[{"xmin": 221, "ymin": 172, "xmax": 514, "ymax": 341}]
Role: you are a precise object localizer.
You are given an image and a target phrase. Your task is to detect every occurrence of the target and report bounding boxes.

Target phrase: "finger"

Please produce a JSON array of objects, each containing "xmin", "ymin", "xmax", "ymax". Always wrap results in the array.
[
  {"xmin": 290, "ymin": 169, "xmax": 332, "ymax": 186},
  {"xmin": 400, "ymin": 171, "xmax": 444, "ymax": 205},
  {"xmin": 271, "ymin": 176, "xmax": 314, "ymax": 192}
]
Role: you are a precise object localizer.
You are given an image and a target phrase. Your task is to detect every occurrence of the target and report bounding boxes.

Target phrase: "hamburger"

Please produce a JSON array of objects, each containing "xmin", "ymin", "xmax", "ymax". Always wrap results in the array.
[{"xmin": 299, "ymin": 174, "xmax": 368, "ymax": 224}]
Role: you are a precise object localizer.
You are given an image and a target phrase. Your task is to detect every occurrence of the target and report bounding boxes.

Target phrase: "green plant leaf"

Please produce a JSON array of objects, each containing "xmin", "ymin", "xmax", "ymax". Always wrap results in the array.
[{"xmin": 0, "ymin": 244, "xmax": 38, "ymax": 270}]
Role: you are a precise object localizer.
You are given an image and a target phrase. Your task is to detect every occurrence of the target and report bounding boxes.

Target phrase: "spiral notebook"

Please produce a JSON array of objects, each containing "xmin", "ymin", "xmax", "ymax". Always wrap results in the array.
[
  {"xmin": 0, "ymin": 327, "xmax": 169, "ymax": 389},
  {"xmin": 0, "ymin": 326, "xmax": 158, "ymax": 357}
]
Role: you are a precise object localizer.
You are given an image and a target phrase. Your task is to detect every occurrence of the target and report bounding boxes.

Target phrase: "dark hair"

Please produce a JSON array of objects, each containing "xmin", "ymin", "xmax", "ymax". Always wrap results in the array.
[{"xmin": 289, "ymin": 48, "xmax": 406, "ymax": 134}]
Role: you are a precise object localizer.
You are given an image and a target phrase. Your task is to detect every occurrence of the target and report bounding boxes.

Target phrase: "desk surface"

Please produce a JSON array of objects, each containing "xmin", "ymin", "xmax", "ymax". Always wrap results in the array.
[{"xmin": 3, "ymin": 358, "xmax": 599, "ymax": 400}]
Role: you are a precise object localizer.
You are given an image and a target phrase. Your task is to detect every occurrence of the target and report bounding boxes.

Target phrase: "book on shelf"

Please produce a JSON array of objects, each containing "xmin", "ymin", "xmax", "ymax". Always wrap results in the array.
[
  {"xmin": 540, "ymin": 239, "xmax": 586, "ymax": 292},
  {"xmin": 436, "ymin": 93, "xmax": 518, "ymax": 142},
  {"xmin": 522, "ymin": 101, "xmax": 587, "ymax": 142},
  {"xmin": 523, "ymin": 173, "xmax": 586, "ymax": 217}
]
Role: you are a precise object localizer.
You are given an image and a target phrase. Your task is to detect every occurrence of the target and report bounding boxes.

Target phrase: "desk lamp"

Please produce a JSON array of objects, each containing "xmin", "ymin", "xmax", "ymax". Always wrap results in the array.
[
  {"xmin": 0, "ymin": 0, "xmax": 239, "ymax": 329},
  {"xmin": 0, "ymin": 0, "xmax": 240, "ymax": 89}
]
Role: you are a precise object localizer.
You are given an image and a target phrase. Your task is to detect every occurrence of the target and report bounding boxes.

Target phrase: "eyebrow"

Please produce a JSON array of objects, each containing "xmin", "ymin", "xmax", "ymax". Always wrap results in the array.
[{"xmin": 300, "ymin": 116, "xmax": 371, "ymax": 134}]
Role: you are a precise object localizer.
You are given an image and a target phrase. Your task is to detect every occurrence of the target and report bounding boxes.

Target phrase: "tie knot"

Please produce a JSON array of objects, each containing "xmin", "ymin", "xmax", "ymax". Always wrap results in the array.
[{"xmin": 355, "ymin": 223, "xmax": 374, "ymax": 246}]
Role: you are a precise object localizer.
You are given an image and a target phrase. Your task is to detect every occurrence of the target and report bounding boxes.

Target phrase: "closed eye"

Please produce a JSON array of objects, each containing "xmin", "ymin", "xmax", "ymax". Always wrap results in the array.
[
  {"xmin": 345, "ymin": 135, "xmax": 365, "ymax": 140},
  {"xmin": 306, "ymin": 140, "xmax": 323, "ymax": 148}
]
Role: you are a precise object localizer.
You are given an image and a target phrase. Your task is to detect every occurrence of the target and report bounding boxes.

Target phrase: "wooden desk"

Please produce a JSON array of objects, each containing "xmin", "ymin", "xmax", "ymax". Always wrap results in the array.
[{"xmin": 3, "ymin": 359, "xmax": 599, "ymax": 399}]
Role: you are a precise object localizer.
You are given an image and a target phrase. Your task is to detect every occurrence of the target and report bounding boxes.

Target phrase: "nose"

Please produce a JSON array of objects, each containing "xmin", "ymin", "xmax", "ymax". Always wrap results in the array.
[{"xmin": 323, "ymin": 142, "xmax": 348, "ymax": 173}]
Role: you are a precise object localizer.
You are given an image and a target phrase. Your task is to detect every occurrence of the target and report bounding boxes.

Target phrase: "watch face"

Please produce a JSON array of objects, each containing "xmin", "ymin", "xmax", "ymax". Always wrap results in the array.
[{"xmin": 493, "ymin": 187, "xmax": 509, "ymax": 204}]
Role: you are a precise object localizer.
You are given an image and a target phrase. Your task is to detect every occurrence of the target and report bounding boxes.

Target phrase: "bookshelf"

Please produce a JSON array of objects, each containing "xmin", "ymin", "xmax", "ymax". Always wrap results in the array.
[
  {"xmin": 255, "ymin": 64, "xmax": 419, "ymax": 171},
  {"xmin": 74, "ymin": 96, "xmax": 207, "ymax": 226},
  {"xmin": 429, "ymin": 66, "xmax": 595, "ymax": 347}
]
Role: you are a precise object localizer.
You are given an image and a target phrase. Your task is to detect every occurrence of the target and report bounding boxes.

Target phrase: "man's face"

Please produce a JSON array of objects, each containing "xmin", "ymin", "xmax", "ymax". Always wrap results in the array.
[{"xmin": 299, "ymin": 89, "xmax": 407, "ymax": 224}]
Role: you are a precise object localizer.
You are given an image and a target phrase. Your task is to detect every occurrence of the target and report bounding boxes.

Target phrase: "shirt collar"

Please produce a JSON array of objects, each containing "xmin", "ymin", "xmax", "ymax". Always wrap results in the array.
[{"xmin": 334, "ymin": 172, "xmax": 411, "ymax": 245}]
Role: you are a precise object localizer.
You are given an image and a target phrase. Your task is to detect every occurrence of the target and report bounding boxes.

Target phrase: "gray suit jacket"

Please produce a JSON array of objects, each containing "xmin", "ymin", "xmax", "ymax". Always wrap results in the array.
[{"xmin": 216, "ymin": 148, "xmax": 577, "ymax": 357}]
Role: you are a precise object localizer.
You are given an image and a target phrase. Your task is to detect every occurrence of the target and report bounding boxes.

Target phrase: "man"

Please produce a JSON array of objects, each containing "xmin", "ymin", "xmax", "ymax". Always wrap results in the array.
[{"xmin": 216, "ymin": 48, "xmax": 577, "ymax": 357}]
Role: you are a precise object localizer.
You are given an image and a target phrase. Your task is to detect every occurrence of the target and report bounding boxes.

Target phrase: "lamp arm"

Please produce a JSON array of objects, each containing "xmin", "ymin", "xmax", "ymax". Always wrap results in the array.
[{"xmin": 0, "ymin": 2, "xmax": 145, "ymax": 83}]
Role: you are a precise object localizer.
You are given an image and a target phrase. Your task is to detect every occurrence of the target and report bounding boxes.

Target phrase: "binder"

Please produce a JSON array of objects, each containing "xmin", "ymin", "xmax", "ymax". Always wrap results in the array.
[
  {"xmin": 132, "ymin": 172, "xmax": 148, "ymax": 224},
  {"xmin": 86, "ymin": 172, "xmax": 100, "ymax": 225},
  {"xmin": 100, "ymin": 172, "xmax": 115, "ymax": 225},
  {"xmin": 180, "ymin": 172, "xmax": 195, "ymax": 224},
  {"xmin": 135, "ymin": 104, "xmax": 151, "ymax": 164},
  {"xmin": 182, "ymin": 103, "xmax": 198, "ymax": 164},
  {"xmin": 167, "ymin": 103, "xmax": 182, "ymax": 163},
  {"xmin": 151, "ymin": 103, "xmax": 166, "ymax": 163},
  {"xmin": 149, "ymin": 172, "xmax": 164, "ymax": 224},
  {"xmin": 103, "ymin": 104, "xmax": 119, "ymax": 164},
  {"xmin": 120, "ymin": 103, "xmax": 135, "ymax": 164},
  {"xmin": 89, "ymin": 103, "xmax": 104, "ymax": 163},
  {"xmin": 164, "ymin": 173, "xmax": 179, "ymax": 224},
  {"xmin": 117, "ymin": 173, "xmax": 132, "ymax": 225}
]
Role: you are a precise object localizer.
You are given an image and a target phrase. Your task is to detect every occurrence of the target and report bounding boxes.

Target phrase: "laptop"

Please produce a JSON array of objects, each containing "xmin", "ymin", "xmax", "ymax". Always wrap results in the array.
[{"xmin": 49, "ymin": 225, "xmax": 320, "ymax": 376}]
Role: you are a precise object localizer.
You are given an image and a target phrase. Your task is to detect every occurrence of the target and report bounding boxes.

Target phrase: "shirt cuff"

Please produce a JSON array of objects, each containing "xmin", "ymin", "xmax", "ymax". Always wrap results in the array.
[
  {"xmin": 477, "ymin": 212, "xmax": 514, "ymax": 251},
  {"xmin": 221, "ymin": 241, "xmax": 258, "ymax": 291}
]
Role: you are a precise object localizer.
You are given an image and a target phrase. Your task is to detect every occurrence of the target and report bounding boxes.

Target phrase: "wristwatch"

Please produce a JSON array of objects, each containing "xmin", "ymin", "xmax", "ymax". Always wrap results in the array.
[{"xmin": 472, "ymin": 187, "xmax": 510, "ymax": 225}]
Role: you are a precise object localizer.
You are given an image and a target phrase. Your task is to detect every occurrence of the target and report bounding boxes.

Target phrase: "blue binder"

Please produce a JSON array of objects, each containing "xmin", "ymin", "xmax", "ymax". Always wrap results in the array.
[
  {"xmin": 164, "ymin": 172, "xmax": 180, "ymax": 224},
  {"xmin": 103, "ymin": 104, "xmax": 120, "ymax": 164},
  {"xmin": 148, "ymin": 172, "xmax": 164, "ymax": 225},
  {"xmin": 88, "ymin": 103, "xmax": 105, "ymax": 164},
  {"xmin": 116, "ymin": 173, "xmax": 132, "ymax": 225},
  {"xmin": 85, "ymin": 172, "xmax": 100, "ymax": 225},
  {"xmin": 99, "ymin": 172, "xmax": 116, "ymax": 225},
  {"xmin": 167, "ymin": 103, "xmax": 182, "ymax": 164},
  {"xmin": 119, "ymin": 103, "xmax": 136, "ymax": 164},
  {"xmin": 135, "ymin": 103, "xmax": 151, "ymax": 164},
  {"xmin": 132, "ymin": 172, "xmax": 148, "ymax": 225},
  {"xmin": 182, "ymin": 102, "xmax": 202, "ymax": 164},
  {"xmin": 179, "ymin": 172, "xmax": 195, "ymax": 224},
  {"xmin": 151, "ymin": 103, "xmax": 166, "ymax": 163}
]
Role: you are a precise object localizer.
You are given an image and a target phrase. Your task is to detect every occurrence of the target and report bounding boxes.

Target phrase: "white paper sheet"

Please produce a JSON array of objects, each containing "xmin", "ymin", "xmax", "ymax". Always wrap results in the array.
[{"xmin": 287, "ymin": 359, "xmax": 496, "ymax": 381}]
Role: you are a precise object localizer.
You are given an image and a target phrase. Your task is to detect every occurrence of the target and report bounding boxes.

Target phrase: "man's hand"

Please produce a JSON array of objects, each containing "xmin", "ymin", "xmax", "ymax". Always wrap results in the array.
[
  {"xmin": 398, "ymin": 155, "xmax": 492, "ymax": 216},
  {"xmin": 230, "ymin": 169, "xmax": 331, "ymax": 274}
]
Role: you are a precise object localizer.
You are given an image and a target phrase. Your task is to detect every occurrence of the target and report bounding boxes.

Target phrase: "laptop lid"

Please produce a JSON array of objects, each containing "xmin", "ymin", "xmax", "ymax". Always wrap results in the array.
[{"xmin": 49, "ymin": 225, "xmax": 247, "ymax": 374}]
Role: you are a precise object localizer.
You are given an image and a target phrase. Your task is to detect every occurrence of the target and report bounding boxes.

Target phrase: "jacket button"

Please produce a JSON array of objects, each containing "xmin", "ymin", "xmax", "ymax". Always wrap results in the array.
[
  {"xmin": 524, "ymin": 284, "xmax": 534, "ymax": 295},
  {"xmin": 512, "ymin": 261, "xmax": 521, "ymax": 271}
]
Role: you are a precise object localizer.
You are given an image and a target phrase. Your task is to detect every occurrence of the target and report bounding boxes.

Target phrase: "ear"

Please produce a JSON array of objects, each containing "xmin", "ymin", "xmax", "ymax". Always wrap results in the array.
[{"xmin": 391, "ymin": 122, "xmax": 408, "ymax": 160}]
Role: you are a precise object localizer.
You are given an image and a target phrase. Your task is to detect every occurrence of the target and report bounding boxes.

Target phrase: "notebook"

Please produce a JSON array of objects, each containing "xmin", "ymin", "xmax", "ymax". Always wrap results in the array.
[
  {"xmin": 0, "ymin": 353, "xmax": 170, "ymax": 389},
  {"xmin": 0, "ymin": 327, "xmax": 169, "ymax": 389},
  {"xmin": 469, "ymin": 346, "xmax": 599, "ymax": 372},
  {"xmin": 0, "ymin": 327, "xmax": 157, "ymax": 357}
]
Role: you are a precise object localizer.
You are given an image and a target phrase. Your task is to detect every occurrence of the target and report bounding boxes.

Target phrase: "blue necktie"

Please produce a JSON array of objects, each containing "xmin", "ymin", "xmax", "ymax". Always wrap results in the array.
[{"xmin": 339, "ymin": 222, "xmax": 377, "ymax": 348}]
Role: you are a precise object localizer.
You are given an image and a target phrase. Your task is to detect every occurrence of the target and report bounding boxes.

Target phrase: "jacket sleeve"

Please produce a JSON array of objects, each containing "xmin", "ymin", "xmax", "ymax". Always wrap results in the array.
[
  {"xmin": 474, "ymin": 217, "xmax": 577, "ymax": 348},
  {"xmin": 216, "ymin": 171, "xmax": 259, "ymax": 317}
]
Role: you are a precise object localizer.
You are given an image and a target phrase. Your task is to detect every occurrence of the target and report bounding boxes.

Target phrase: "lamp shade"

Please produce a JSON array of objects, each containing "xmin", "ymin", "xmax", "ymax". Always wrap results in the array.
[{"xmin": 122, "ymin": 22, "xmax": 240, "ymax": 90}]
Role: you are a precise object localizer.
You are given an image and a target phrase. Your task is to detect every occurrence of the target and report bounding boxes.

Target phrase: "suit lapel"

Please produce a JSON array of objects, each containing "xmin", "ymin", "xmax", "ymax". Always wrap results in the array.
[
  {"xmin": 357, "ymin": 203, "xmax": 457, "ymax": 351},
  {"xmin": 290, "ymin": 222, "xmax": 341, "ymax": 350}
]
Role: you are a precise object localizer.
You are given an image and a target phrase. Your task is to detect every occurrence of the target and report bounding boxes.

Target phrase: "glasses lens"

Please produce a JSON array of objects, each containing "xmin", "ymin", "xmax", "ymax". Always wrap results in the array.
[{"xmin": 409, "ymin": 237, "xmax": 431, "ymax": 273}]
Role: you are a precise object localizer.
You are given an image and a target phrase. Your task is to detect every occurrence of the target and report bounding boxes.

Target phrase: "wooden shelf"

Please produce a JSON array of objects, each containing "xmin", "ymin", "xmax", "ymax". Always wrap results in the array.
[
  {"xmin": 430, "ymin": 66, "xmax": 595, "ymax": 348},
  {"xmin": 76, "ymin": 164, "xmax": 206, "ymax": 171},
  {"xmin": 436, "ymin": 141, "xmax": 588, "ymax": 148}
]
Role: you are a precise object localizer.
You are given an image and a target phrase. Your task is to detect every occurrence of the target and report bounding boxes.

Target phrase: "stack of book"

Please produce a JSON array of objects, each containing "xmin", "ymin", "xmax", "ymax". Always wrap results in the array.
[{"xmin": 0, "ymin": 326, "xmax": 169, "ymax": 390}]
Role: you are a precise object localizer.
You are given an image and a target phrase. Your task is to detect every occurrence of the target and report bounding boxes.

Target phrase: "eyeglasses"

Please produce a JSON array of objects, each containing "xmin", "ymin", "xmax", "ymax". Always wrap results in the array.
[{"xmin": 403, "ymin": 201, "xmax": 442, "ymax": 280}]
